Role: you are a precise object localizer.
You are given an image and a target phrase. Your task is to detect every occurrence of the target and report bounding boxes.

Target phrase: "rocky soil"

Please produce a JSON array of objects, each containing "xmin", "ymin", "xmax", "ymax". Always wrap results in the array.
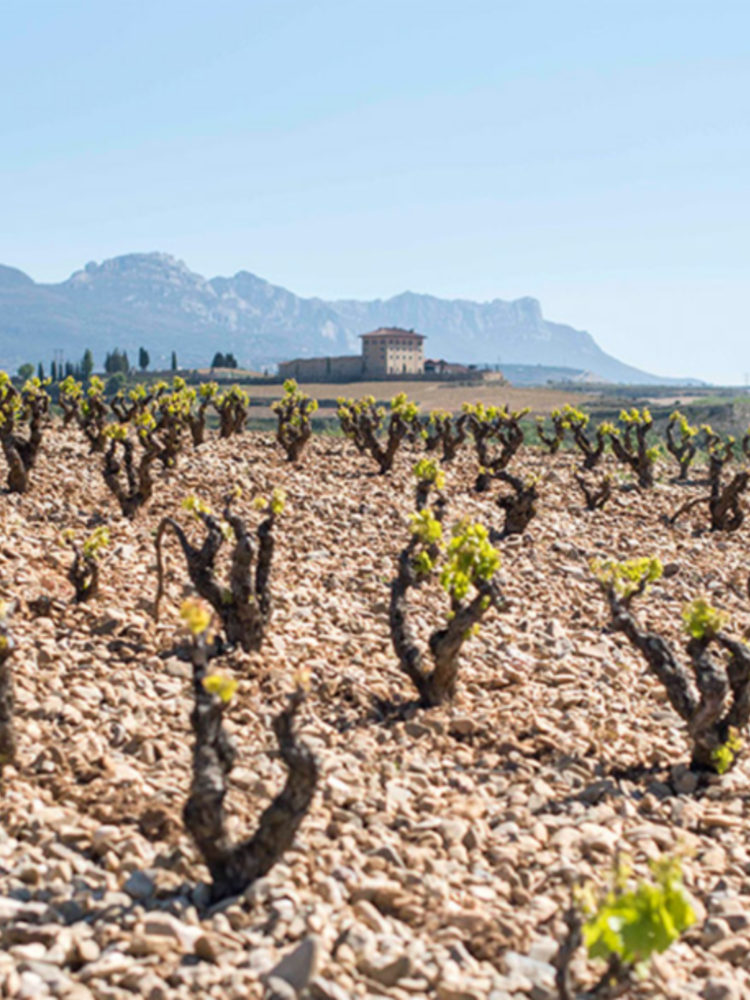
[{"xmin": 1, "ymin": 427, "xmax": 750, "ymax": 1000}]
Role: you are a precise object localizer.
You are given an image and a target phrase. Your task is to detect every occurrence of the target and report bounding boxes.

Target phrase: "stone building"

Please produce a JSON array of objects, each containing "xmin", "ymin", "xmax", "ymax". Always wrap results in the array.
[
  {"xmin": 361, "ymin": 328, "xmax": 425, "ymax": 375},
  {"xmin": 278, "ymin": 327, "xmax": 425, "ymax": 381}
]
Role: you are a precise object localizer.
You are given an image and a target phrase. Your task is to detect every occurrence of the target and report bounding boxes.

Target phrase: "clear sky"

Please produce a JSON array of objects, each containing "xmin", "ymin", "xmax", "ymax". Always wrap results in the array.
[{"xmin": 1, "ymin": 0, "xmax": 748, "ymax": 383}]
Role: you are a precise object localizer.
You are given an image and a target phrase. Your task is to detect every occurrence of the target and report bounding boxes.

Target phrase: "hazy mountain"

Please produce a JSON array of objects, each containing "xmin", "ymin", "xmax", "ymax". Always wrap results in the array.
[
  {"xmin": 0, "ymin": 254, "xmax": 353, "ymax": 371},
  {"xmin": 329, "ymin": 292, "xmax": 673, "ymax": 384},
  {"xmin": 0, "ymin": 252, "xmax": 694, "ymax": 384}
]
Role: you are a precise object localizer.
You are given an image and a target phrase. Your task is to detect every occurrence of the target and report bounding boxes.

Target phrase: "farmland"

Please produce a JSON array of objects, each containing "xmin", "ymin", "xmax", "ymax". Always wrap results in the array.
[
  {"xmin": 243, "ymin": 381, "xmax": 596, "ymax": 421},
  {"xmin": 0, "ymin": 381, "xmax": 749, "ymax": 999},
  {"xmin": 185, "ymin": 376, "xmax": 750, "ymax": 439}
]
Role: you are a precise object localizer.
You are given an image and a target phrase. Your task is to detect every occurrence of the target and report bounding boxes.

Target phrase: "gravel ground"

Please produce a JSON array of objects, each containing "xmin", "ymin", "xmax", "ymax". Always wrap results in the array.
[{"xmin": 1, "ymin": 426, "xmax": 749, "ymax": 1000}]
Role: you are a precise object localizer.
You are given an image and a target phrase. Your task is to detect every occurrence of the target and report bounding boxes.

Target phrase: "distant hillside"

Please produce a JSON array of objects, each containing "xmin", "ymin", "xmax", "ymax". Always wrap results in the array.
[
  {"xmin": 0, "ymin": 253, "xmax": 699, "ymax": 385},
  {"xmin": 495, "ymin": 364, "xmax": 604, "ymax": 387}
]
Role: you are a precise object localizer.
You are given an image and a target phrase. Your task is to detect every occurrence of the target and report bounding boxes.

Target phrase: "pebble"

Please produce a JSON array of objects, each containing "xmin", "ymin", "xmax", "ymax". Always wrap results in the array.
[
  {"xmin": 264, "ymin": 936, "xmax": 322, "ymax": 993},
  {"xmin": 701, "ymin": 980, "xmax": 742, "ymax": 1000},
  {"xmin": 702, "ymin": 918, "xmax": 731, "ymax": 948},
  {"xmin": 264, "ymin": 977, "xmax": 298, "ymax": 1000},
  {"xmin": 122, "ymin": 871, "xmax": 155, "ymax": 901}
]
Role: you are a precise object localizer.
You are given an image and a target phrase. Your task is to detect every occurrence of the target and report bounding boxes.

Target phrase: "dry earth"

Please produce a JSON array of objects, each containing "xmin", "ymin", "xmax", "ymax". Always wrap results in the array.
[
  {"xmin": 1, "ymin": 426, "xmax": 750, "ymax": 1000},
  {"xmin": 241, "ymin": 382, "xmax": 597, "ymax": 419}
]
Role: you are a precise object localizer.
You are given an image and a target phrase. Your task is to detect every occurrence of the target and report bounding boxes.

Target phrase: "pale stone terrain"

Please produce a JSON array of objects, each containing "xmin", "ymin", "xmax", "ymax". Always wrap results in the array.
[{"xmin": 1, "ymin": 427, "xmax": 749, "ymax": 1000}]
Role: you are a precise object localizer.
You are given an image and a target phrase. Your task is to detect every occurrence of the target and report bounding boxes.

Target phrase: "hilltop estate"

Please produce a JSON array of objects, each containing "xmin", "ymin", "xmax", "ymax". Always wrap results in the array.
[{"xmin": 278, "ymin": 327, "xmax": 426, "ymax": 381}]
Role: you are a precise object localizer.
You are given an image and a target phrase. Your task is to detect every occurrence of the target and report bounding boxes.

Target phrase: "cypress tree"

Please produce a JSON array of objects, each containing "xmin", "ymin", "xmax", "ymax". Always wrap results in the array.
[{"xmin": 82, "ymin": 349, "xmax": 94, "ymax": 382}]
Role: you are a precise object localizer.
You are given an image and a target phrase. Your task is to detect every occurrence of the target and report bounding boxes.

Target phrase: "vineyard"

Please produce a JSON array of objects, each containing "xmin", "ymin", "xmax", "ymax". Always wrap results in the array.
[{"xmin": 1, "ymin": 376, "xmax": 750, "ymax": 1000}]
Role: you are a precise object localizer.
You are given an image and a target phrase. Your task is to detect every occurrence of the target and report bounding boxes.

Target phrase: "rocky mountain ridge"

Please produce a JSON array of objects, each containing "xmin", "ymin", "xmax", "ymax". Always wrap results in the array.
[{"xmin": 0, "ymin": 253, "xmax": 693, "ymax": 384}]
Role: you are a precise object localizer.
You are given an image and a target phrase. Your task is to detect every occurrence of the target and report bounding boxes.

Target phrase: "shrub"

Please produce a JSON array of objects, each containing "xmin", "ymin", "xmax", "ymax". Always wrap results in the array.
[
  {"xmin": 64, "ymin": 526, "xmax": 110, "ymax": 602},
  {"xmin": 0, "ymin": 374, "xmax": 50, "ymax": 493},
  {"xmin": 606, "ymin": 408, "xmax": 658, "ymax": 489},
  {"xmin": 155, "ymin": 489, "xmax": 283, "ymax": 652},
  {"xmin": 337, "ymin": 395, "xmax": 380, "ymax": 454},
  {"xmin": 413, "ymin": 457, "xmax": 445, "ymax": 511},
  {"xmin": 593, "ymin": 557, "xmax": 750, "ymax": 772},
  {"xmin": 669, "ymin": 430, "xmax": 748, "ymax": 532},
  {"xmin": 337, "ymin": 393, "xmax": 421, "ymax": 474},
  {"xmin": 557, "ymin": 856, "xmax": 695, "ymax": 998},
  {"xmin": 665, "ymin": 411, "xmax": 698, "ymax": 481},
  {"xmin": 702, "ymin": 424, "xmax": 735, "ymax": 469},
  {"xmin": 535, "ymin": 409, "xmax": 567, "ymax": 454},
  {"xmin": 181, "ymin": 609, "xmax": 318, "ymax": 902},
  {"xmin": 390, "ymin": 508, "xmax": 503, "ymax": 706},
  {"xmin": 423, "ymin": 410, "xmax": 469, "ymax": 463},
  {"xmin": 271, "ymin": 379, "xmax": 318, "ymax": 462},
  {"xmin": 110, "ymin": 382, "xmax": 156, "ymax": 423},
  {"xmin": 57, "ymin": 375, "xmax": 83, "ymax": 428},
  {"xmin": 186, "ymin": 381, "xmax": 218, "ymax": 446},
  {"xmin": 214, "ymin": 385, "xmax": 249, "ymax": 438},
  {"xmin": 495, "ymin": 470, "xmax": 539, "ymax": 537},
  {"xmin": 575, "ymin": 472, "xmax": 612, "ymax": 511},
  {"xmin": 563, "ymin": 405, "xmax": 608, "ymax": 470},
  {"xmin": 463, "ymin": 403, "xmax": 529, "ymax": 491},
  {"xmin": 583, "ymin": 857, "xmax": 695, "ymax": 968},
  {"xmin": 81, "ymin": 376, "xmax": 111, "ymax": 453},
  {"xmin": 60, "ymin": 375, "xmax": 110, "ymax": 453},
  {"xmin": 101, "ymin": 423, "xmax": 160, "ymax": 518},
  {"xmin": 149, "ymin": 378, "xmax": 194, "ymax": 469}
]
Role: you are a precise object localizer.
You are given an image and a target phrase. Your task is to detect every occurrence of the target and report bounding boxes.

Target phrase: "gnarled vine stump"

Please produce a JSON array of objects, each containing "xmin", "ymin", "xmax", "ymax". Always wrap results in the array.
[{"xmin": 185, "ymin": 635, "xmax": 318, "ymax": 901}]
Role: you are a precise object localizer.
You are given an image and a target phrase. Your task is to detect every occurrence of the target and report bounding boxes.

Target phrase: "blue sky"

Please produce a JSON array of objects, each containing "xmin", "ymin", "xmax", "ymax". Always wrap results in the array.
[{"xmin": 1, "ymin": 0, "xmax": 748, "ymax": 383}]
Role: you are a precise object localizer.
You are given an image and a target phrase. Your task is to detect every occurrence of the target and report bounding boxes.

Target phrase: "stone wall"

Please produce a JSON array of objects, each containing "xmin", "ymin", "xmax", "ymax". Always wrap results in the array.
[{"xmin": 278, "ymin": 355, "xmax": 364, "ymax": 381}]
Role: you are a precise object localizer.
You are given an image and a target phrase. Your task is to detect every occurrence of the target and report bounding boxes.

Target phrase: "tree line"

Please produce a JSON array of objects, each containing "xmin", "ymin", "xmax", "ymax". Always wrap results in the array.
[
  {"xmin": 17, "ymin": 347, "xmax": 242, "ymax": 384},
  {"xmin": 17, "ymin": 347, "xmax": 182, "ymax": 384}
]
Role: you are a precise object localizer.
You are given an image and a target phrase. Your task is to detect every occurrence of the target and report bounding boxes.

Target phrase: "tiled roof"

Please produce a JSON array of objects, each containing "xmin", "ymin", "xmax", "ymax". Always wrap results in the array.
[{"xmin": 360, "ymin": 327, "xmax": 426, "ymax": 340}]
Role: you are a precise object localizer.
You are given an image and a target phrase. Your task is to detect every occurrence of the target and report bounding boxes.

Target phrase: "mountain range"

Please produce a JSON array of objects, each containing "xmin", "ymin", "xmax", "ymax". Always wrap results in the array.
[{"xmin": 0, "ymin": 252, "xmax": 693, "ymax": 384}]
